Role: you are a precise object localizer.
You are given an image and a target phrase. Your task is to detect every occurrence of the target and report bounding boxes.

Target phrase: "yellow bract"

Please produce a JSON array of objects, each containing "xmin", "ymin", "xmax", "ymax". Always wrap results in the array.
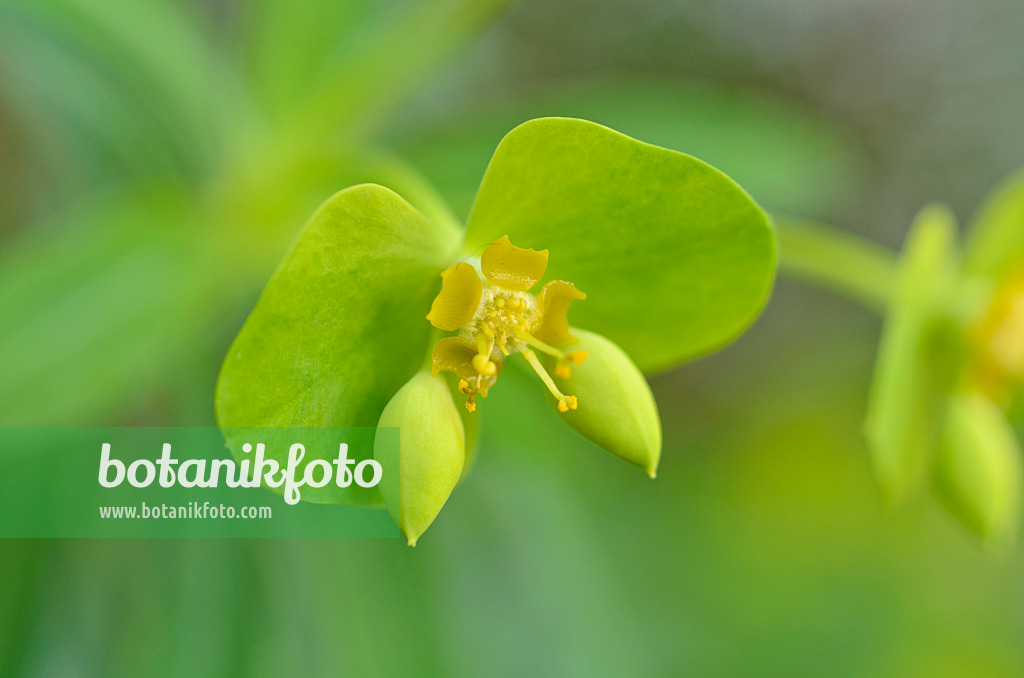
[
  {"xmin": 481, "ymin": 234, "xmax": 548, "ymax": 292},
  {"xmin": 534, "ymin": 280, "xmax": 586, "ymax": 345},
  {"xmin": 426, "ymin": 262, "xmax": 482, "ymax": 331}
]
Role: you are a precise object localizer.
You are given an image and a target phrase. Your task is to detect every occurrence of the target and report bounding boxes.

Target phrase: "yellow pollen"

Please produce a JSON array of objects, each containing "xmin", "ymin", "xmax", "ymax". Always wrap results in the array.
[
  {"xmin": 557, "ymin": 395, "xmax": 578, "ymax": 412},
  {"xmin": 465, "ymin": 399, "xmax": 476, "ymax": 413}
]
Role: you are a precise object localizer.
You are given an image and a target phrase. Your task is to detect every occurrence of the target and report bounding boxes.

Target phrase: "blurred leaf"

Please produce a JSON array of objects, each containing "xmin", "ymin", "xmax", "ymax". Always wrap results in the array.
[
  {"xmin": 963, "ymin": 168, "xmax": 1024, "ymax": 279},
  {"xmin": 0, "ymin": 191, "xmax": 214, "ymax": 425},
  {"xmin": 865, "ymin": 204, "xmax": 958, "ymax": 503},
  {"xmin": 936, "ymin": 391, "xmax": 1023, "ymax": 548},
  {"xmin": 0, "ymin": 18, "xmax": 184, "ymax": 184},
  {"xmin": 240, "ymin": 0, "xmax": 377, "ymax": 120},
  {"xmin": 386, "ymin": 78, "xmax": 865, "ymax": 220},
  {"xmin": 0, "ymin": 0, "xmax": 226, "ymax": 171},
  {"xmin": 465, "ymin": 117, "xmax": 776, "ymax": 372},
  {"xmin": 263, "ymin": 0, "xmax": 510, "ymax": 145},
  {"xmin": 216, "ymin": 185, "xmax": 458, "ymax": 464}
]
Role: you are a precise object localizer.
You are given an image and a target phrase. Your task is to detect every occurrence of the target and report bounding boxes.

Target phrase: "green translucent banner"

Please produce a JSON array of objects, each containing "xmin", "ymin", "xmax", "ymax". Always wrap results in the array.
[{"xmin": 0, "ymin": 427, "xmax": 400, "ymax": 538}]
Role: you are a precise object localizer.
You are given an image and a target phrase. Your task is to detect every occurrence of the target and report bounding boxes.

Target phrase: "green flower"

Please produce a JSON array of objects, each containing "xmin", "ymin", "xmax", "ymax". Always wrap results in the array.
[
  {"xmin": 866, "ymin": 172, "xmax": 1024, "ymax": 549},
  {"xmin": 216, "ymin": 117, "xmax": 775, "ymax": 545}
]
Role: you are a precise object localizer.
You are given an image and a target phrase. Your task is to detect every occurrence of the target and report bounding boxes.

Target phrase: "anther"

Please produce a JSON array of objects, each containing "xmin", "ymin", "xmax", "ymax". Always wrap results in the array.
[{"xmin": 521, "ymin": 346, "xmax": 579, "ymax": 413}]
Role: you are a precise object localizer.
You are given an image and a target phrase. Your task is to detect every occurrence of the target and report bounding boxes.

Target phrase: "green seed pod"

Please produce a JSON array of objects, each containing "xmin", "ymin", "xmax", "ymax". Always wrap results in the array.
[
  {"xmin": 935, "ymin": 391, "xmax": 1023, "ymax": 549},
  {"xmin": 375, "ymin": 370, "xmax": 465, "ymax": 546},
  {"xmin": 546, "ymin": 328, "xmax": 661, "ymax": 477}
]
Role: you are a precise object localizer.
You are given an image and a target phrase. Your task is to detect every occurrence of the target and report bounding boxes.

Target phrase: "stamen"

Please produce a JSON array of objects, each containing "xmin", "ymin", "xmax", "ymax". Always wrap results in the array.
[
  {"xmin": 514, "ymin": 329, "xmax": 588, "ymax": 378},
  {"xmin": 514, "ymin": 328, "xmax": 565, "ymax": 360},
  {"xmin": 520, "ymin": 346, "xmax": 579, "ymax": 413}
]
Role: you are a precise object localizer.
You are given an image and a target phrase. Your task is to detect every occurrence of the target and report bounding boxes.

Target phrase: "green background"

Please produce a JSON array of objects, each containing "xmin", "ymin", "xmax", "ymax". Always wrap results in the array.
[{"xmin": 2, "ymin": 0, "xmax": 1024, "ymax": 675}]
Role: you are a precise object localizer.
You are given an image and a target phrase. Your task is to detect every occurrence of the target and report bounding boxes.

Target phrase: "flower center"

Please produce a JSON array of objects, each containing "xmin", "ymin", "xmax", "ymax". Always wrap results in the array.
[
  {"xmin": 457, "ymin": 283, "xmax": 586, "ymax": 414},
  {"xmin": 465, "ymin": 287, "xmax": 540, "ymax": 359},
  {"xmin": 426, "ymin": 235, "xmax": 588, "ymax": 413}
]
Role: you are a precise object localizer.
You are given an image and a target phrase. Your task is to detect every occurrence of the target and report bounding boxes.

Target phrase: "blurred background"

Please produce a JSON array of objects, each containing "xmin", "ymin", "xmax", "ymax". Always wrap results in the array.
[{"xmin": 2, "ymin": 0, "xmax": 1024, "ymax": 675}]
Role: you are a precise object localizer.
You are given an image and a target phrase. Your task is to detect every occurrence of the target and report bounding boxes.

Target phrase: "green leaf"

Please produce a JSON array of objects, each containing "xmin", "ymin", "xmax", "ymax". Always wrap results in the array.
[
  {"xmin": 464, "ymin": 117, "xmax": 775, "ymax": 372},
  {"xmin": 216, "ymin": 184, "xmax": 457, "ymax": 503},
  {"xmin": 963, "ymin": 168, "xmax": 1024, "ymax": 279},
  {"xmin": 376, "ymin": 370, "xmax": 465, "ymax": 546},
  {"xmin": 543, "ymin": 328, "xmax": 661, "ymax": 477},
  {"xmin": 865, "ymin": 204, "xmax": 958, "ymax": 503},
  {"xmin": 935, "ymin": 391, "xmax": 1023, "ymax": 548}
]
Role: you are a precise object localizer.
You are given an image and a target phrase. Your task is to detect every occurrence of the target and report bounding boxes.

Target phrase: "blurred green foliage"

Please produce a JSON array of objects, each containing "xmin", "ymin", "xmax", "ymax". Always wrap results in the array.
[{"xmin": 2, "ymin": 0, "xmax": 1023, "ymax": 676}]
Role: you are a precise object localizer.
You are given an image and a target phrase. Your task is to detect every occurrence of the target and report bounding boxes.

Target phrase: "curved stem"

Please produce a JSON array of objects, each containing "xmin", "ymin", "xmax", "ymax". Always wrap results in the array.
[{"xmin": 775, "ymin": 217, "xmax": 899, "ymax": 312}]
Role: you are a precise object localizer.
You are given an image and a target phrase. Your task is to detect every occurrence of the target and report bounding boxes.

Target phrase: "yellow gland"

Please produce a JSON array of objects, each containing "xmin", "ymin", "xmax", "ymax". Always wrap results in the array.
[{"xmin": 427, "ymin": 235, "xmax": 589, "ymax": 413}]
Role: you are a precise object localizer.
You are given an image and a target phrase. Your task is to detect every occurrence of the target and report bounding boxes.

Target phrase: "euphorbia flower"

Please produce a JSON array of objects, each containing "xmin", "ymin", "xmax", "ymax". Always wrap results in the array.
[
  {"xmin": 216, "ymin": 117, "xmax": 774, "ymax": 545},
  {"xmin": 426, "ymin": 235, "xmax": 588, "ymax": 414},
  {"xmin": 866, "ymin": 172, "xmax": 1024, "ymax": 548}
]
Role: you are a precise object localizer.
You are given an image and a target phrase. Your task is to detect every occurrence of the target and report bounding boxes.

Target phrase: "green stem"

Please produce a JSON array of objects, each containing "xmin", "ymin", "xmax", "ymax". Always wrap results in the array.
[{"xmin": 775, "ymin": 217, "xmax": 899, "ymax": 312}]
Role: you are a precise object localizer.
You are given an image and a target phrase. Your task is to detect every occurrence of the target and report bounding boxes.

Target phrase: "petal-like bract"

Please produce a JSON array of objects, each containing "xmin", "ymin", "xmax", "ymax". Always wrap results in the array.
[
  {"xmin": 481, "ymin": 234, "xmax": 548, "ymax": 292},
  {"xmin": 426, "ymin": 262, "xmax": 482, "ymax": 331},
  {"xmin": 534, "ymin": 280, "xmax": 586, "ymax": 345}
]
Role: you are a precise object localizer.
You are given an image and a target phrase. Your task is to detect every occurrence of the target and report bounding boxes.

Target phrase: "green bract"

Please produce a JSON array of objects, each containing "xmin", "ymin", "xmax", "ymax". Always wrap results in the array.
[
  {"xmin": 963, "ymin": 169, "xmax": 1024, "ymax": 279},
  {"xmin": 217, "ymin": 117, "xmax": 775, "ymax": 543},
  {"xmin": 936, "ymin": 392, "xmax": 1023, "ymax": 549},
  {"xmin": 542, "ymin": 329, "xmax": 661, "ymax": 477},
  {"xmin": 466, "ymin": 118, "xmax": 775, "ymax": 371},
  {"xmin": 865, "ymin": 204, "xmax": 957, "ymax": 503},
  {"xmin": 375, "ymin": 371, "xmax": 466, "ymax": 546}
]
